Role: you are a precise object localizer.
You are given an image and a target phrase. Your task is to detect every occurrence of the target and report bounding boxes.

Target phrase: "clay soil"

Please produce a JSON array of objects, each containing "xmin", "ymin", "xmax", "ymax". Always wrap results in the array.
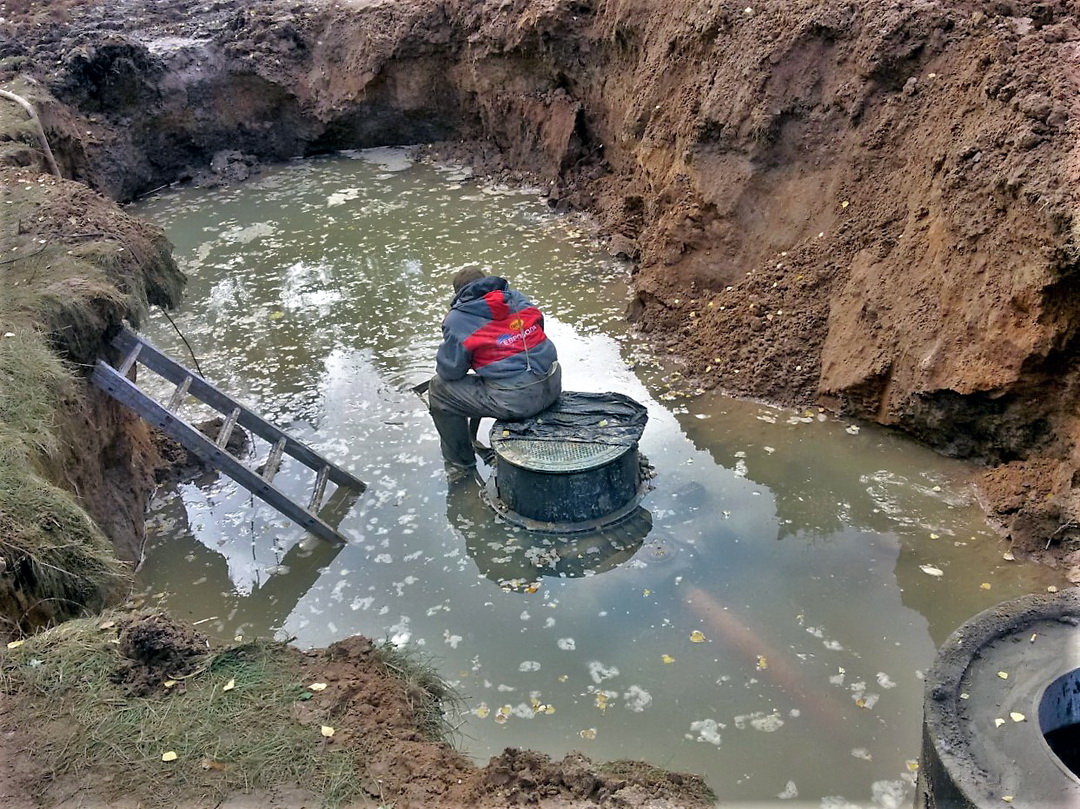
[
  {"xmin": 0, "ymin": 613, "xmax": 711, "ymax": 809},
  {"xmin": 2, "ymin": 0, "xmax": 1080, "ymax": 806}
]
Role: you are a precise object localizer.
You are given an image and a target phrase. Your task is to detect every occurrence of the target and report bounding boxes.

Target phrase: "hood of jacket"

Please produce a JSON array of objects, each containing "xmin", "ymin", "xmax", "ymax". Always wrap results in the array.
[{"xmin": 451, "ymin": 275, "xmax": 508, "ymax": 309}]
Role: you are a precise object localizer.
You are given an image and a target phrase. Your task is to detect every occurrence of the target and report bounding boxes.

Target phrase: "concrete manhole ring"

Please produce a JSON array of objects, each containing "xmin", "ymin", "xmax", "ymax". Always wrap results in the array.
[{"xmin": 918, "ymin": 589, "xmax": 1080, "ymax": 808}]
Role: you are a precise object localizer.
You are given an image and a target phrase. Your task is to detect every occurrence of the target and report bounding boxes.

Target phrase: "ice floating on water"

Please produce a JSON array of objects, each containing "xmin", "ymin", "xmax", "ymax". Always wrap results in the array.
[
  {"xmin": 588, "ymin": 661, "xmax": 619, "ymax": 684},
  {"xmin": 623, "ymin": 685, "xmax": 652, "ymax": 712},
  {"xmin": 687, "ymin": 718, "xmax": 724, "ymax": 746},
  {"xmin": 777, "ymin": 781, "xmax": 798, "ymax": 800},
  {"xmin": 734, "ymin": 711, "xmax": 784, "ymax": 732},
  {"xmin": 327, "ymin": 188, "xmax": 362, "ymax": 207},
  {"xmin": 871, "ymin": 780, "xmax": 910, "ymax": 809}
]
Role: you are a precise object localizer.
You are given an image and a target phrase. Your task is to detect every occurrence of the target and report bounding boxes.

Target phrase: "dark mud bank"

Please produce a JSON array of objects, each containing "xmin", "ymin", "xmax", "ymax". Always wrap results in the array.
[{"xmin": 3, "ymin": 0, "xmax": 1080, "ymax": 570}]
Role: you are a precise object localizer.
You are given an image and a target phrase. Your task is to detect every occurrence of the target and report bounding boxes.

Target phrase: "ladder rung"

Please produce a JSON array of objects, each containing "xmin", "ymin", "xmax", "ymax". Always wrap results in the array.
[
  {"xmin": 308, "ymin": 466, "xmax": 330, "ymax": 512},
  {"xmin": 167, "ymin": 375, "xmax": 193, "ymax": 412},
  {"xmin": 118, "ymin": 342, "xmax": 142, "ymax": 375},
  {"xmin": 216, "ymin": 407, "xmax": 241, "ymax": 449},
  {"xmin": 263, "ymin": 438, "xmax": 286, "ymax": 482}
]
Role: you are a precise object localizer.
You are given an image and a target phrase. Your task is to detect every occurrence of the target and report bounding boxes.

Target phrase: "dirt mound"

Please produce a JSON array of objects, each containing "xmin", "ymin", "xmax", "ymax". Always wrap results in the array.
[
  {"xmin": 109, "ymin": 611, "xmax": 208, "ymax": 696},
  {"xmin": 0, "ymin": 615, "xmax": 713, "ymax": 809}
]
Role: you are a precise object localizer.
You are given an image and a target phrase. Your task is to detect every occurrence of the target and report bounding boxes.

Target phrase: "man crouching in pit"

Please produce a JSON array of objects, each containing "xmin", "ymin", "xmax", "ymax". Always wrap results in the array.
[{"xmin": 428, "ymin": 268, "xmax": 561, "ymax": 481}]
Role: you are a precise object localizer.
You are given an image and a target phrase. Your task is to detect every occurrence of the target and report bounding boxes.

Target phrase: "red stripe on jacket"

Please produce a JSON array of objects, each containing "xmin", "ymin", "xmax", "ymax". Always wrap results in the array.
[{"xmin": 463, "ymin": 292, "xmax": 547, "ymax": 370}]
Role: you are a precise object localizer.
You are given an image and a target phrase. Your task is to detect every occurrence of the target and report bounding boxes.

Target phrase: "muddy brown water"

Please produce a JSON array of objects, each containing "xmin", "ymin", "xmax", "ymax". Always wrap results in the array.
[{"xmin": 131, "ymin": 149, "xmax": 1068, "ymax": 806}]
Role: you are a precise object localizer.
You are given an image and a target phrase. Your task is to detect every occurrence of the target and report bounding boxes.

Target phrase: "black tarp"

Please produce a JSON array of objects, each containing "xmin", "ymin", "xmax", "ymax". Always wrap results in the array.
[{"xmin": 491, "ymin": 391, "xmax": 648, "ymax": 447}]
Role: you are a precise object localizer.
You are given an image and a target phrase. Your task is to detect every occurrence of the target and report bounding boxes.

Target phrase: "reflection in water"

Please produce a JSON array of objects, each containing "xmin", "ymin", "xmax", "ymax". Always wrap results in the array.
[
  {"xmin": 446, "ymin": 476, "xmax": 651, "ymax": 591},
  {"xmin": 131, "ymin": 150, "xmax": 1071, "ymax": 807},
  {"xmin": 141, "ymin": 479, "xmax": 357, "ymax": 640}
]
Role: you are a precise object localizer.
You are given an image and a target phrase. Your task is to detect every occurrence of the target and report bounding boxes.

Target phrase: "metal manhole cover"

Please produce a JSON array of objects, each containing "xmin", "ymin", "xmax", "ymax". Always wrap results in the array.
[{"xmin": 493, "ymin": 438, "xmax": 626, "ymax": 473}]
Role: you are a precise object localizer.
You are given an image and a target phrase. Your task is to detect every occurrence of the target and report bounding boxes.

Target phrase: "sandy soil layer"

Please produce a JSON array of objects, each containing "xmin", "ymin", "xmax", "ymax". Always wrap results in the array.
[{"xmin": 4, "ymin": 0, "xmax": 1080, "ymax": 568}]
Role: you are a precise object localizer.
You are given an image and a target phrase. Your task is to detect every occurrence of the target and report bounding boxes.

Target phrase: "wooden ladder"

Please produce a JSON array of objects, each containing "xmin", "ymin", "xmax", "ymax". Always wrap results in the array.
[{"xmin": 91, "ymin": 326, "xmax": 365, "ymax": 547}]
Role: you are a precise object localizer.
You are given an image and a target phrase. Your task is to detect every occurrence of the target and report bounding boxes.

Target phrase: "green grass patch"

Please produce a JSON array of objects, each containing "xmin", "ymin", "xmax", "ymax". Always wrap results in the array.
[
  {"xmin": 1, "ymin": 612, "xmax": 371, "ymax": 808},
  {"xmin": 376, "ymin": 640, "xmax": 463, "ymax": 745},
  {"xmin": 0, "ymin": 328, "xmax": 128, "ymax": 634}
]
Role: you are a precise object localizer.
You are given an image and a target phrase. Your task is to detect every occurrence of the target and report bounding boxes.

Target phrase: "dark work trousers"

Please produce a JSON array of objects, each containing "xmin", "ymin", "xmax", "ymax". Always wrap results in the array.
[{"xmin": 428, "ymin": 363, "xmax": 562, "ymax": 469}]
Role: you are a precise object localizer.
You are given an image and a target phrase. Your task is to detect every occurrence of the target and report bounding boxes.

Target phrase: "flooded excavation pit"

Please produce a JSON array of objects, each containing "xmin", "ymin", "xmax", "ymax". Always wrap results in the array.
[
  {"xmin": 133, "ymin": 150, "xmax": 1072, "ymax": 806},
  {"xmin": 918, "ymin": 590, "xmax": 1080, "ymax": 808},
  {"xmin": 483, "ymin": 392, "xmax": 650, "ymax": 532}
]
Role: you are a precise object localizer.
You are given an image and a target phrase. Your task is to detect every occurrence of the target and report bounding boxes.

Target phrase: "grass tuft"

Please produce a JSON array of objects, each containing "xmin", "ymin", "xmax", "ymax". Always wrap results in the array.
[
  {"xmin": 1, "ymin": 612, "xmax": 370, "ymax": 808},
  {"xmin": 0, "ymin": 327, "xmax": 129, "ymax": 634},
  {"xmin": 375, "ymin": 640, "xmax": 463, "ymax": 745}
]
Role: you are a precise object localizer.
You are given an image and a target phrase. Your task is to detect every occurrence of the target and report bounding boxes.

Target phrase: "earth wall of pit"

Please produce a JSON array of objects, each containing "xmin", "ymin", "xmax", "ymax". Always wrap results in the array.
[{"xmin": 3, "ymin": 0, "xmax": 1080, "ymax": 563}]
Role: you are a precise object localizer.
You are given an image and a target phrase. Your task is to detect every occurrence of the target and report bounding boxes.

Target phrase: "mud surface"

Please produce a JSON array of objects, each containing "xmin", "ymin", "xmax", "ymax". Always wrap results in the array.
[{"xmin": 0, "ymin": 615, "xmax": 713, "ymax": 809}]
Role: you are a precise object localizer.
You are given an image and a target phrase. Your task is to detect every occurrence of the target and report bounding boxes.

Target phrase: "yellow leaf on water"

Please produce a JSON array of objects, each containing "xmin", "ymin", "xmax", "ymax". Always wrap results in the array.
[
  {"xmin": 475, "ymin": 705, "xmax": 490, "ymax": 718},
  {"xmin": 1010, "ymin": 712, "xmax": 1026, "ymax": 723},
  {"xmin": 222, "ymin": 678, "xmax": 236, "ymax": 692},
  {"xmin": 544, "ymin": 705, "xmax": 555, "ymax": 714},
  {"xmin": 997, "ymin": 671, "xmax": 1009, "ymax": 680},
  {"xmin": 308, "ymin": 682, "xmax": 328, "ymax": 692},
  {"xmin": 690, "ymin": 630, "xmax": 707, "ymax": 643},
  {"xmin": 756, "ymin": 655, "xmax": 768, "ymax": 671},
  {"xmin": 661, "ymin": 654, "xmax": 676, "ymax": 664},
  {"xmin": 980, "ymin": 583, "xmax": 991, "ymax": 590},
  {"xmin": 320, "ymin": 726, "xmax": 335, "ymax": 738},
  {"xmin": 995, "ymin": 718, "xmax": 1005, "ymax": 727},
  {"xmin": 642, "ymin": 588, "xmax": 651, "ymax": 597},
  {"xmin": 906, "ymin": 760, "xmax": 919, "ymax": 772},
  {"xmin": 579, "ymin": 728, "xmax": 597, "ymax": 740},
  {"xmin": 1002, "ymin": 797, "xmax": 1013, "ymax": 803},
  {"xmin": 161, "ymin": 751, "xmax": 178, "ymax": 762},
  {"xmin": 6, "ymin": 640, "xmax": 23, "ymax": 649}
]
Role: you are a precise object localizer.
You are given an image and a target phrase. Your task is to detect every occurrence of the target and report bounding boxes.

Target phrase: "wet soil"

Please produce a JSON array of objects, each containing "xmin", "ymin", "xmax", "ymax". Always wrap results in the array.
[
  {"xmin": 2, "ymin": 0, "xmax": 1080, "ymax": 804},
  {"xmin": 0, "ymin": 613, "xmax": 713, "ymax": 809}
]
